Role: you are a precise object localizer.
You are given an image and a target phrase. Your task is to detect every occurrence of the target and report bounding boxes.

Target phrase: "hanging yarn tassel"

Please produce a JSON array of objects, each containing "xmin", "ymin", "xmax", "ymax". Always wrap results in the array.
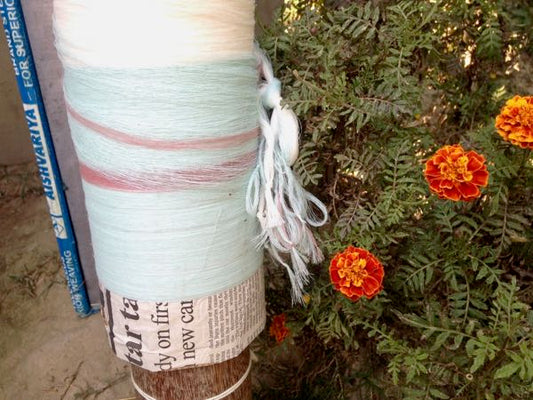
[{"xmin": 246, "ymin": 47, "xmax": 328, "ymax": 302}]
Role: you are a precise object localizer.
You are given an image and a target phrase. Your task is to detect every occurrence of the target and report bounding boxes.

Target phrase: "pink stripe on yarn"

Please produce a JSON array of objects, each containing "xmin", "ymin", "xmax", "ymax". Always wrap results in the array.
[
  {"xmin": 80, "ymin": 151, "xmax": 257, "ymax": 192},
  {"xmin": 66, "ymin": 103, "xmax": 258, "ymax": 150}
]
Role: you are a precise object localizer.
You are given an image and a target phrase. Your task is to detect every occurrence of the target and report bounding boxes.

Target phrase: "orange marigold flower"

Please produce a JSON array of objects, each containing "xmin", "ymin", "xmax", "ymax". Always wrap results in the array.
[
  {"xmin": 495, "ymin": 95, "xmax": 533, "ymax": 150},
  {"xmin": 269, "ymin": 314, "xmax": 290, "ymax": 343},
  {"xmin": 329, "ymin": 246, "xmax": 384, "ymax": 302},
  {"xmin": 424, "ymin": 144, "xmax": 489, "ymax": 202}
]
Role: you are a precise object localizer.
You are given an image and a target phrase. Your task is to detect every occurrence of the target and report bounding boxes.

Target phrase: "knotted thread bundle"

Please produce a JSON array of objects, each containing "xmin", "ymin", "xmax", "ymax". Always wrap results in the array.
[
  {"xmin": 54, "ymin": 0, "xmax": 326, "ymax": 304},
  {"xmin": 248, "ymin": 48, "xmax": 328, "ymax": 301}
]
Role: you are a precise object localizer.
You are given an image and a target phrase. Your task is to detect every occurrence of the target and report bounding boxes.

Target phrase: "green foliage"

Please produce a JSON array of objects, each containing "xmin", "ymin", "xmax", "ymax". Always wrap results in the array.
[{"xmin": 258, "ymin": 1, "xmax": 533, "ymax": 399}]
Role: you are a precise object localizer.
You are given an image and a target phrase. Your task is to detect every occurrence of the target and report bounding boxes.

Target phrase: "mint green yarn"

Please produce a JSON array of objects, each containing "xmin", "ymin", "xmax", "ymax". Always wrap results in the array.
[
  {"xmin": 63, "ymin": 57, "xmax": 259, "ymax": 139},
  {"xmin": 63, "ymin": 56, "xmax": 263, "ymax": 301},
  {"xmin": 84, "ymin": 177, "xmax": 263, "ymax": 301}
]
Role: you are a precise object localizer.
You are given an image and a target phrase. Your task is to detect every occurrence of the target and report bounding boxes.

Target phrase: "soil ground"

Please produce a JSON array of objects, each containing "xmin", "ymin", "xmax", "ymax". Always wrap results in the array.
[{"xmin": 0, "ymin": 163, "xmax": 134, "ymax": 400}]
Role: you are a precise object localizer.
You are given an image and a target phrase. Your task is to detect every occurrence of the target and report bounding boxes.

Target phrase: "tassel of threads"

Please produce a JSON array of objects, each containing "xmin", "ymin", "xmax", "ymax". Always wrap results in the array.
[{"xmin": 246, "ymin": 47, "xmax": 328, "ymax": 302}]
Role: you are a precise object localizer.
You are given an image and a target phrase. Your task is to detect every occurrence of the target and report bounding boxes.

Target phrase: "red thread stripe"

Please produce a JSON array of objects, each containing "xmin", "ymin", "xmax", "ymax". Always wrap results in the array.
[
  {"xmin": 80, "ymin": 151, "xmax": 257, "ymax": 192},
  {"xmin": 66, "ymin": 103, "xmax": 258, "ymax": 150}
]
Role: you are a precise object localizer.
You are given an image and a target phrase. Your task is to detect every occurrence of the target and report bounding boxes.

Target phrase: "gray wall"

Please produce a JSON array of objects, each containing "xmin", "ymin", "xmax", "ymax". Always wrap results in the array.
[
  {"xmin": 0, "ymin": 27, "xmax": 34, "ymax": 165},
  {"xmin": 0, "ymin": 0, "xmax": 100, "ymax": 304},
  {"xmin": 21, "ymin": 0, "xmax": 99, "ymax": 304}
]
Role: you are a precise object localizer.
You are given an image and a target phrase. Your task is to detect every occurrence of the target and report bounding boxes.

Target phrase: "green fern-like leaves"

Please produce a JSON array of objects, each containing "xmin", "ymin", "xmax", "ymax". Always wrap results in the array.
[{"xmin": 259, "ymin": 1, "xmax": 533, "ymax": 399}]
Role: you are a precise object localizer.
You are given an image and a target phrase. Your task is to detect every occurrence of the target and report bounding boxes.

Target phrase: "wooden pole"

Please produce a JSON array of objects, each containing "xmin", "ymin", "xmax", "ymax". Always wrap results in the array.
[{"xmin": 132, "ymin": 346, "xmax": 251, "ymax": 400}]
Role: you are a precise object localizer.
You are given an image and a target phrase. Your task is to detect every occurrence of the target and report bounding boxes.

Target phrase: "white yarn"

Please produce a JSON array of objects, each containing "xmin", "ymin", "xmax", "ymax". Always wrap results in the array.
[
  {"xmin": 246, "ymin": 48, "xmax": 328, "ymax": 303},
  {"xmin": 53, "ymin": 0, "xmax": 255, "ymax": 68},
  {"xmin": 131, "ymin": 357, "xmax": 252, "ymax": 400}
]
